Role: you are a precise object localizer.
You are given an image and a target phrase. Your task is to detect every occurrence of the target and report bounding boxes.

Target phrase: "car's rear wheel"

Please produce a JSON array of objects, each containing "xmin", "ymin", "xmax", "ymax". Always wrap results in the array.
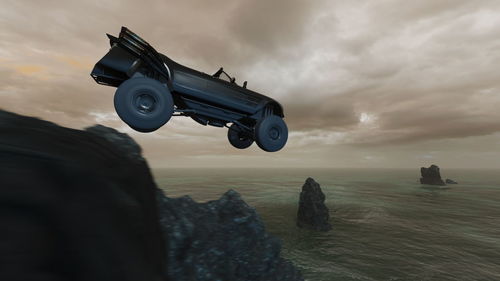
[
  {"xmin": 254, "ymin": 115, "xmax": 288, "ymax": 152},
  {"xmin": 227, "ymin": 123, "xmax": 254, "ymax": 149},
  {"xmin": 114, "ymin": 77, "xmax": 174, "ymax": 132}
]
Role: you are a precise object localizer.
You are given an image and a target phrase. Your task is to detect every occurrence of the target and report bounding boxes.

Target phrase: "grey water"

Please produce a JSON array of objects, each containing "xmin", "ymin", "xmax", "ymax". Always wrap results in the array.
[{"xmin": 152, "ymin": 168, "xmax": 500, "ymax": 281}]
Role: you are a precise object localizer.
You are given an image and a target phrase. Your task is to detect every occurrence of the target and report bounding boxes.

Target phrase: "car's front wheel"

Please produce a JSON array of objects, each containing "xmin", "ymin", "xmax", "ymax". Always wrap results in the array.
[
  {"xmin": 227, "ymin": 123, "xmax": 254, "ymax": 149},
  {"xmin": 114, "ymin": 77, "xmax": 174, "ymax": 132},
  {"xmin": 254, "ymin": 115, "xmax": 288, "ymax": 152}
]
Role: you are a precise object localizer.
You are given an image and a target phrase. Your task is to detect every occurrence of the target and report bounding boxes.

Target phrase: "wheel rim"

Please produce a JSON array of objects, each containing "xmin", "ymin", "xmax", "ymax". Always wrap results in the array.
[
  {"xmin": 228, "ymin": 124, "xmax": 254, "ymax": 149},
  {"xmin": 254, "ymin": 115, "xmax": 288, "ymax": 152},
  {"xmin": 268, "ymin": 126, "xmax": 281, "ymax": 140},
  {"xmin": 238, "ymin": 130, "xmax": 251, "ymax": 141},
  {"xmin": 134, "ymin": 91, "xmax": 157, "ymax": 114}
]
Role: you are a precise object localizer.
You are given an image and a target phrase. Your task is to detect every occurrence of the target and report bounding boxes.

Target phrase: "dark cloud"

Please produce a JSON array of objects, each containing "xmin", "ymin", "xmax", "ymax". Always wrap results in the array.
[
  {"xmin": 228, "ymin": 0, "xmax": 322, "ymax": 53},
  {"xmin": 1, "ymin": 0, "xmax": 500, "ymax": 168},
  {"xmin": 283, "ymin": 96, "xmax": 360, "ymax": 131}
]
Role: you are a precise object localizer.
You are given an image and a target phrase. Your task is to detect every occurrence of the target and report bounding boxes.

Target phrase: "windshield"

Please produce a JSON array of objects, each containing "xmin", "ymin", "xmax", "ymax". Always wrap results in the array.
[
  {"xmin": 218, "ymin": 71, "xmax": 232, "ymax": 82},
  {"xmin": 213, "ymin": 67, "xmax": 237, "ymax": 84}
]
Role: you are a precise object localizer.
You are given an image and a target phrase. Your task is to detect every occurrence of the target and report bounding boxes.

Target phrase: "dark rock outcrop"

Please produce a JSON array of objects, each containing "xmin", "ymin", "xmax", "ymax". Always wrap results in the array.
[
  {"xmin": 157, "ymin": 189, "xmax": 303, "ymax": 281},
  {"xmin": 85, "ymin": 124, "xmax": 145, "ymax": 162},
  {"xmin": 420, "ymin": 164, "xmax": 446, "ymax": 186},
  {"xmin": 0, "ymin": 110, "xmax": 166, "ymax": 281},
  {"xmin": 297, "ymin": 177, "xmax": 332, "ymax": 231},
  {"xmin": 445, "ymin": 178, "xmax": 458, "ymax": 184},
  {"xmin": 0, "ymin": 109, "xmax": 303, "ymax": 281}
]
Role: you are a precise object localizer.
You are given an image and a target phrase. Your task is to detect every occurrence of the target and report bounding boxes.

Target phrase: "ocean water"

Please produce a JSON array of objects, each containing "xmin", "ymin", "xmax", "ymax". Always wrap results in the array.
[{"xmin": 152, "ymin": 168, "xmax": 500, "ymax": 281}]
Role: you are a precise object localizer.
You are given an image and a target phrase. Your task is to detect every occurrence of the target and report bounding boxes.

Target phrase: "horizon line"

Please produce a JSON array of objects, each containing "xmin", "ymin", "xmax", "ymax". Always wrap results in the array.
[{"xmin": 150, "ymin": 166, "xmax": 500, "ymax": 170}]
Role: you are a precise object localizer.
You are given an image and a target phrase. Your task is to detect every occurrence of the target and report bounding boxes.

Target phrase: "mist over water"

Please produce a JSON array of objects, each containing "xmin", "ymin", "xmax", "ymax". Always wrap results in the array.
[{"xmin": 153, "ymin": 168, "xmax": 500, "ymax": 281}]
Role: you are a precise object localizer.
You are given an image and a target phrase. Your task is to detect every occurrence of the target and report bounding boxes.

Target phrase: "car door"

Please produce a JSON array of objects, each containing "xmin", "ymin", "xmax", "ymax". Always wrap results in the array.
[
  {"xmin": 205, "ymin": 75, "xmax": 259, "ymax": 113},
  {"xmin": 172, "ymin": 66, "xmax": 262, "ymax": 114},
  {"xmin": 171, "ymin": 70, "xmax": 208, "ymax": 98}
]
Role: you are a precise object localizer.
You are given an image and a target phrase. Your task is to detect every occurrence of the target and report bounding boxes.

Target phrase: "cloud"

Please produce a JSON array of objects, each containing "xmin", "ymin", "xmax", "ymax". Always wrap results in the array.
[
  {"xmin": 228, "ymin": 0, "xmax": 323, "ymax": 54},
  {"xmin": 1, "ymin": 0, "xmax": 500, "ymax": 168},
  {"xmin": 13, "ymin": 65, "xmax": 45, "ymax": 75},
  {"xmin": 283, "ymin": 96, "xmax": 360, "ymax": 131}
]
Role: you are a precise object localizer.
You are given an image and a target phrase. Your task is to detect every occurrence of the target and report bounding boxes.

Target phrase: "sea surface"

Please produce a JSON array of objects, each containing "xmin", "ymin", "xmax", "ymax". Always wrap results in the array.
[{"xmin": 152, "ymin": 168, "xmax": 500, "ymax": 281}]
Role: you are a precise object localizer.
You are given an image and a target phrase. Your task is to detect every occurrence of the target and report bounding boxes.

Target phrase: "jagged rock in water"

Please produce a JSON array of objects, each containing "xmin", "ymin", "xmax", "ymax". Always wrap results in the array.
[
  {"xmin": 0, "ymin": 109, "xmax": 303, "ymax": 281},
  {"xmin": 420, "ymin": 164, "xmax": 446, "ymax": 186},
  {"xmin": 0, "ymin": 110, "xmax": 166, "ymax": 281},
  {"xmin": 296, "ymin": 177, "xmax": 332, "ymax": 231},
  {"xmin": 445, "ymin": 178, "xmax": 458, "ymax": 184},
  {"xmin": 156, "ymin": 189, "xmax": 304, "ymax": 281}
]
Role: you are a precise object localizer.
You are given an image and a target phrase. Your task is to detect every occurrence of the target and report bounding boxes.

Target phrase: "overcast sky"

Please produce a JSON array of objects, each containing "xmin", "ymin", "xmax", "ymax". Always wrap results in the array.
[{"xmin": 1, "ymin": 0, "xmax": 499, "ymax": 169}]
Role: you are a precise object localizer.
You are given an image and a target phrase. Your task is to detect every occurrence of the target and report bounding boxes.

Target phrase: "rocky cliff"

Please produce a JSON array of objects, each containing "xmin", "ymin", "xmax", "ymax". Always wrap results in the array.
[
  {"xmin": 0, "ymin": 110, "xmax": 165, "ymax": 281},
  {"xmin": 0, "ymin": 109, "xmax": 302, "ymax": 281}
]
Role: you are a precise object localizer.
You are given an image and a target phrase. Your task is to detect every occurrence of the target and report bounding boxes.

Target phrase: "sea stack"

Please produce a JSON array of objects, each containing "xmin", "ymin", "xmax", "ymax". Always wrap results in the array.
[
  {"xmin": 297, "ymin": 177, "xmax": 332, "ymax": 231},
  {"xmin": 420, "ymin": 164, "xmax": 446, "ymax": 186},
  {"xmin": 445, "ymin": 178, "xmax": 458, "ymax": 184}
]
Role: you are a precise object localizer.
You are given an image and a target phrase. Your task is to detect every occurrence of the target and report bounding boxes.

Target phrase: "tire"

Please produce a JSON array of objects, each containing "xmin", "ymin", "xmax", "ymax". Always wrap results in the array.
[
  {"xmin": 254, "ymin": 115, "xmax": 288, "ymax": 152},
  {"xmin": 227, "ymin": 123, "xmax": 254, "ymax": 149},
  {"xmin": 114, "ymin": 77, "xmax": 174, "ymax": 132}
]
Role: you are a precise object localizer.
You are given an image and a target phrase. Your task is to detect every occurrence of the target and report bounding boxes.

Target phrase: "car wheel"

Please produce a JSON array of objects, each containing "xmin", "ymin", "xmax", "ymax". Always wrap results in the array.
[
  {"xmin": 114, "ymin": 77, "xmax": 174, "ymax": 132},
  {"xmin": 227, "ymin": 123, "xmax": 254, "ymax": 149},
  {"xmin": 254, "ymin": 115, "xmax": 288, "ymax": 152}
]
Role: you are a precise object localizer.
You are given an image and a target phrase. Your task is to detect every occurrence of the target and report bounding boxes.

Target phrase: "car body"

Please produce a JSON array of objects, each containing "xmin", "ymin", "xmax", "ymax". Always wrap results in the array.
[{"xmin": 90, "ymin": 27, "xmax": 288, "ymax": 152}]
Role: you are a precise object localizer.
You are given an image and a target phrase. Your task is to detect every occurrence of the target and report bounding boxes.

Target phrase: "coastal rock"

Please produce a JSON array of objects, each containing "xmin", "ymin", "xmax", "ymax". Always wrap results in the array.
[
  {"xmin": 0, "ymin": 109, "xmax": 303, "ymax": 281},
  {"xmin": 156, "ymin": 189, "xmax": 304, "ymax": 281},
  {"xmin": 445, "ymin": 178, "xmax": 458, "ymax": 184},
  {"xmin": 420, "ymin": 164, "xmax": 446, "ymax": 186},
  {"xmin": 0, "ymin": 110, "xmax": 166, "ymax": 281},
  {"xmin": 297, "ymin": 177, "xmax": 332, "ymax": 231},
  {"xmin": 85, "ymin": 124, "xmax": 144, "ymax": 162}
]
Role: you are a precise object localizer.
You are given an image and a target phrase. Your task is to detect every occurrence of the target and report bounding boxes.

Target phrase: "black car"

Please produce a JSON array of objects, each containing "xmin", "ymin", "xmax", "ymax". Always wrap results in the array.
[{"xmin": 90, "ymin": 27, "xmax": 288, "ymax": 152}]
